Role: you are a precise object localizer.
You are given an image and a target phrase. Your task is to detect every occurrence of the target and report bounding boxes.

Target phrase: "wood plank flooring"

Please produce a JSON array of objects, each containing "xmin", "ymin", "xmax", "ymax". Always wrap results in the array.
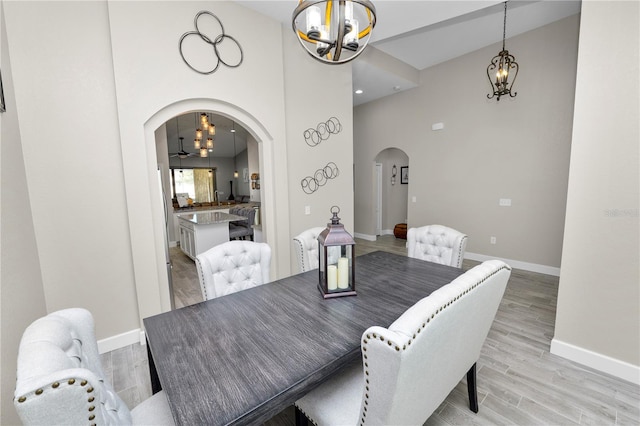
[{"xmin": 101, "ymin": 235, "xmax": 639, "ymax": 425}]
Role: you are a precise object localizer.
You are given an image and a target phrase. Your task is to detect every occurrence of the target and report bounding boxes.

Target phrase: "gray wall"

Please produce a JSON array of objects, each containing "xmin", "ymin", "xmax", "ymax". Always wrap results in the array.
[
  {"xmin": 354, "ymin": 15, "xmax": 580, "ymax": 270},
  {"xmin": 553, "ymin": 1, "xmax": 639, "ymax": 375}
]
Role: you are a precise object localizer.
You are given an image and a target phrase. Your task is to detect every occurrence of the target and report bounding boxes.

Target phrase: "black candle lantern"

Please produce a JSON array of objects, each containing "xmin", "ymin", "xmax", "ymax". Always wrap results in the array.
[{"xmin": 317, "ymin": 206, "xmax": 356, "ymax": 299}]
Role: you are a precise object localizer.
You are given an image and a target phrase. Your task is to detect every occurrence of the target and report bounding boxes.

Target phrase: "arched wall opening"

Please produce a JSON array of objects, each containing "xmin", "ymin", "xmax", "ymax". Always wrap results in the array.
[
  {"xmin": 129, "ymin": 98, "xmax": 277, "ymax": 328},
  {"xmin": 374, "ymin": 148, "xmax": 409, "ymax": 237}
]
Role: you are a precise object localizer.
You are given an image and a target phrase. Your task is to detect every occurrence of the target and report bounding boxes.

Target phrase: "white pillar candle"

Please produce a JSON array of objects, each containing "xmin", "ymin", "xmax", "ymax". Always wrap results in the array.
[
  {"xmin": 327, "ymin": 265, "xmax": 338, "ymax": 290},
  {"xmin": 337, "ymin": 257, "xmax": 349, "ymax": 289}
]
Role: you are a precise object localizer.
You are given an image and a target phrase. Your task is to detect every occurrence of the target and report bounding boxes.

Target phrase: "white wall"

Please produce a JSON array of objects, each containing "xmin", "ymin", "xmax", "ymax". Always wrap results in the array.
[
  {"xmin": 354, "ymin": 15, "xmax": 580, "ymax": 271},
  {"xmin": 0, "ymin": 4, "xmax": 47, "ymax": 423},
  {"xmin": 552, "ymin": 1, "xmax": 639, "ymax": 383},
  {"xmin": 3, "ymin": 0, "xmax": 141, "ymax": 337},
  {"xmin": 282, "ymin": 29, "xmax": 355, "ymax": 267}
]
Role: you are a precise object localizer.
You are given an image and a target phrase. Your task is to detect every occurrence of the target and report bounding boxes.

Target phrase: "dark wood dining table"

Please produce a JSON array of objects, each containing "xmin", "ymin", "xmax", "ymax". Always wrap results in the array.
[{"xmin": 143, "ymin": 250, "xmax": 464, "ymax": 425}]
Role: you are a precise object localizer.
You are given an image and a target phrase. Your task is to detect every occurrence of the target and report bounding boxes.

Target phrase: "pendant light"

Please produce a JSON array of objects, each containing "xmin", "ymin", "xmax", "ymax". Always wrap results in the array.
[
  {"xmin": 232, "ymin": 122, "xmax": 239, "ymax": 179},
  {"xmin": 487, "ymin": 1, "xmax": 519, "ymax": 101},
  {"xmin": 195, "ymin": 112, "xmax": 215, "ymax": 155},
  {"xmin": 292, "ymin": 0, "xmax": 377, "ymax": 64}
]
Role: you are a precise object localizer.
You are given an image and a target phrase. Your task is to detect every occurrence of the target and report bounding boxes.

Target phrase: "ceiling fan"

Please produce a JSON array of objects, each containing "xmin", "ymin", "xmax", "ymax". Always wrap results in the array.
[{"xmin": 169, "ymin": 137, "xmax": 197, "ymax": 159}]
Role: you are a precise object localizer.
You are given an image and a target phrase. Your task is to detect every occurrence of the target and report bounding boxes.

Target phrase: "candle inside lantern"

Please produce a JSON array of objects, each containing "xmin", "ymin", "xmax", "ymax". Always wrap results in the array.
[
  {"xmin": 338, "ymin": 257, "xmax": 349, "ymax": 289},
  {"xmin": 327, "ymin": 265, "xmax": 338, "ymax": 290}
]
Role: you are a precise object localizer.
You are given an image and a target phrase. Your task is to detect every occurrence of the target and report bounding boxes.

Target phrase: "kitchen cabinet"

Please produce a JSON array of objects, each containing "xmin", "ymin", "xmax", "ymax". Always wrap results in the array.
[{"xmin": 177, "ymin": 211, "xmax": 245, "ymax": 260}]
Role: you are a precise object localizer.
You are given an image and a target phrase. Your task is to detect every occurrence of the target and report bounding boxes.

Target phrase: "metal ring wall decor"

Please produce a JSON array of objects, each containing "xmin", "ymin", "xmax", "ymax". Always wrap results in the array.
[
  {"xmin": 303, "ymin": 117, "xmax": 342, "ymax": 147},
  {"xmin": 301, "ymin": 162, "xmax": 340, "ymax": 194},
  {"xmin": 179, "ymin": 11, "xmax": 243, "ymax": 75}
]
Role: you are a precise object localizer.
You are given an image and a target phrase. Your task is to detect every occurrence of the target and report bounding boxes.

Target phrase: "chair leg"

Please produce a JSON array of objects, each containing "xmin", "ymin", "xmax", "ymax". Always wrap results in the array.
[
  {"xmin": 466, "ymin": 363, "xmax": 479, "ymax": 413},
  {"xmin": 295, "ymin": 406, "xmax": 309, "ymax": 426}
]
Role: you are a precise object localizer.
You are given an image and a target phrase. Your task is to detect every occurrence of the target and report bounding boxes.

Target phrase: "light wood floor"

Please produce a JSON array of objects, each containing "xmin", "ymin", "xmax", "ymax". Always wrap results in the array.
[{"xmin": 101, "ymin": 235, "xmax": 639, "ymax": 425}]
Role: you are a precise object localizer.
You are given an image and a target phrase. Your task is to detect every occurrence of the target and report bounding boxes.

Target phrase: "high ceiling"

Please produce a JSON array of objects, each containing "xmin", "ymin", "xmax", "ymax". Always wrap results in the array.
[
  {"xmin": 167, "ymin": 1, "xmax": 581, "ymax": 156},
  {"xmin": 236, "ymin": 0, "xmax": 581, "ymax": 105}
]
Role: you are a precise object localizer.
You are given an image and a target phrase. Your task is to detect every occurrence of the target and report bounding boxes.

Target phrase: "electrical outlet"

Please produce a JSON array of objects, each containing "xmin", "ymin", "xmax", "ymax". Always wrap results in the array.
[
  {"xmin": 490, "ymin": 236, "xmax": 497, "ymax": 244},
  {"xmin": 499, "ymin": 198, "xmax": 512, "ymax": 207},
  {"xmin": 305, "ymin": 206, "xmax": 311, "ymax": 215}
]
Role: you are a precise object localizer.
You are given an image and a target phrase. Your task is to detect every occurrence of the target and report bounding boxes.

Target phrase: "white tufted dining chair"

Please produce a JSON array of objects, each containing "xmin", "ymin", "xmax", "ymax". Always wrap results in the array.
[
  {"xmin": 292, "ymin": 227, "xmax": 325, "ymax": 273},
  {"xmin": 407, "ymin": 224, "xmax": 468, "ymax": 268},
  {"xmin": 295, "ymin": 260, "xmax": 511, "ymax": 425},
  {"xmin": 14, "ymin": 308, "xmax": 174, "ymax": 426},
  {"xmin": 195, "ymin": 240, "xmax": 271, "ymax": 300}
]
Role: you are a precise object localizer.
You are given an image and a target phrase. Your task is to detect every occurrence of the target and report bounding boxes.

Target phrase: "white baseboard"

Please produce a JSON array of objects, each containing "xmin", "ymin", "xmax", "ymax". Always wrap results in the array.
[
  {"xmin": 354, "ymin": 232, "xmax": 377, "ymax": 241},
  {"xmin": 550, "ymin": 338, "xmax": 640, "ymax": 385},
  {"xmin": 465, "ymin": 252, "xmax": 560, "ymax": 276},
  {"xmin": 97, "ymin": 328, "xmax": 143, "ymax": 354},
  {"xmin": 381, "ymin": 229, "xmax": 394, "ymax": 236}
]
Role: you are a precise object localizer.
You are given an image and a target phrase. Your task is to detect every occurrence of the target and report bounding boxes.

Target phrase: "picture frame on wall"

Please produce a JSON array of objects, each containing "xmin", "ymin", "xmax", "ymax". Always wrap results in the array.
[{"xmin": 401, "ymin": 166, "xmax": 409, "ymax": 184}]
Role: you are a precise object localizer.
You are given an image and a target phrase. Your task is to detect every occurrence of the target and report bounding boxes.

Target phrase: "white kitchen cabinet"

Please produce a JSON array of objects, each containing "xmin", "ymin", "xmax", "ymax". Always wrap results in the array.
[{"xmin": 177, "ymin": 211, "xmax": 244, "ymax": 260}]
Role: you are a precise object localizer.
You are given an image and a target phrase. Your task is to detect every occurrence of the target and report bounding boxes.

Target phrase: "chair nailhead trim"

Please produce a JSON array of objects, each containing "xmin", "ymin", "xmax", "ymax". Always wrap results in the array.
[{"xmin": 358, "ymin": 264, "xmax": 511, "ymax": 425}]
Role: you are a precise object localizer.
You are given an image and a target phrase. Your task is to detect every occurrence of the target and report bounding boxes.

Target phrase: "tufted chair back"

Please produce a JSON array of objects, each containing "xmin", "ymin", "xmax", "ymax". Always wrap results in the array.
[
  {"xmin": 295, "ymin": 260, "xmax": 511, "ymax": 425},
  {"xmin": 358, "ymin": 260, "xmax": 510, "ymax": 424},
  {"xmin": 196, "ymin": 240, "xmax": 271, "ymax": 300},
  {"xmin": 407, "ymin": 224, "xmax": 468, "ymax": 268},
  {"xmin": 292, "ymin": 227, "xmax": 325, "ymax": 272},
  {"xmin": 14, "ymin": 308, "xmax": 133, "ymax": 425}
]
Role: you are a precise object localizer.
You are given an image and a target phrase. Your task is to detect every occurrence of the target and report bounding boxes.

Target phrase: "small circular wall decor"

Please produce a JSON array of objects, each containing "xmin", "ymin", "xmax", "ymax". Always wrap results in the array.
[{"xmin": 304, "ymin": 117, "xmax": 342, "ymax": 147}]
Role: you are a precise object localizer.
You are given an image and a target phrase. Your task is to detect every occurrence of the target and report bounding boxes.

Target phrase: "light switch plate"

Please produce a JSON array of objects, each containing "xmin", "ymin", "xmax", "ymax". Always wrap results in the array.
[{"xmin": 499, "ymin": 198, "xmax": 512, "ymax": 206}]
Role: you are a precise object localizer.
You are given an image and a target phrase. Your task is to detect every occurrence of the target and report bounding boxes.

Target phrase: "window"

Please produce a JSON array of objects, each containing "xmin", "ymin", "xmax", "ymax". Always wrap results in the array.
[{"xmin": 171, "ymin": 168, "xmax": 217, "ymax": 203}]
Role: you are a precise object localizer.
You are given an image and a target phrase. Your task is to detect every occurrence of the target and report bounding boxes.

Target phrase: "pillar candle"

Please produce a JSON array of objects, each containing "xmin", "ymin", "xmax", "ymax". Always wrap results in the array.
[
  {"xmin": 337, "ymin": 257, "xmax": 349, "ymax": 289},
  {"xmin": 327, "ymin": 265, "xmax": 338, "ymax": 290}
]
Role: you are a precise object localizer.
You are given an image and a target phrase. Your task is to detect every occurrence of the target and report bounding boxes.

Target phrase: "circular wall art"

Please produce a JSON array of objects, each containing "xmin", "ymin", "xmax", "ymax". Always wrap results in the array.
[{"xmin": 179, "ymin": 11, "xmax": 243, "ymax": 75}]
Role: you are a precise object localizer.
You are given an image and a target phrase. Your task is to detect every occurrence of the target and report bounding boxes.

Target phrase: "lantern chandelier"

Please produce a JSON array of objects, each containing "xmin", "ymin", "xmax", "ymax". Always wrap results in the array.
[
  {"xmin": 194, "ymin": 112, "xmax": 215, "ymax": 157},
  {"xmin": 487, "ymin": 1, "xmax": 519, "ymax": 101},
  {"xmin": 292, "ymin": 0, "xmax": 377, "ymax": 65}
]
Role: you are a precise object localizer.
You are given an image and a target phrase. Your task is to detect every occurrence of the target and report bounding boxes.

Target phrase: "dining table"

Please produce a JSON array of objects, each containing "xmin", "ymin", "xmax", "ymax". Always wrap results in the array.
[{"xmin": 143, "ymin": 250, "xmax": 464, "ymax": 425}]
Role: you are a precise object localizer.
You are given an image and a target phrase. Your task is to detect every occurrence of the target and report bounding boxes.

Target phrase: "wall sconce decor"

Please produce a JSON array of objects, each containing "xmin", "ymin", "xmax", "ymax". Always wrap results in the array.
[
  {"xmin": 318, "ymin": 206, "xmax": 356, "ymax": 299},
  {"xmin": 304, "ymin": 116, "xmax": 342, "ymax": 147},
  {"xmin": 487, "ymin": 1, "xmax": 519, "ymax": 101},
  {"xmin": 292, "ymin": 0, "xmax": 377, "ymax": 64},
  {"xmin": 301, "ymin": 162, "xmax": 340, "ymax": 194},
  {"xmin": 179, "ymin": 11, "xmax": 243, "ymax": 75},
  {"xmin": 391, "ymin": 164, "xmax": 397, "ymax": 185}
]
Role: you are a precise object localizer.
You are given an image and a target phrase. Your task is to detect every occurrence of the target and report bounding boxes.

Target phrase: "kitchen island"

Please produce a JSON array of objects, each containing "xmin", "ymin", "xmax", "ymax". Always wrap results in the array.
[{"xmin": 177, "ymin": 211, "xmax": 246, "ymax": 260}]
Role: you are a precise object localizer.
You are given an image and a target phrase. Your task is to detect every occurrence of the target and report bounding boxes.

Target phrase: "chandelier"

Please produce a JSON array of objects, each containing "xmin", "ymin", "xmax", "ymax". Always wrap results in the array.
[
  {"xmin": 487, "ymin": 1, "xmax": 519, "ymax": 101},
  {"xmin": 292, "ymin": 0, "xmax": 377, "ymax": 64},
  {"xmin": 193, "ymin": 112, "xmax": 215, "ymax": 157}
]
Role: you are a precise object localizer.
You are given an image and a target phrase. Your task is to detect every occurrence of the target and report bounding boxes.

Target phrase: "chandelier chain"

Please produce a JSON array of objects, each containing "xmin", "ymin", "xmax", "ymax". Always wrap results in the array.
[{"xmin": 502, "ymin": 1, "xmax": 507, "ymax": 51}]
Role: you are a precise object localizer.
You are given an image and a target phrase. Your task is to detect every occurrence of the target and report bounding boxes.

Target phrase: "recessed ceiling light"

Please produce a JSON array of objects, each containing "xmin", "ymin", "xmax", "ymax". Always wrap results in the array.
[{"xmin": 355, "ymin": 89, "xmax": 363, "ymax": 94}]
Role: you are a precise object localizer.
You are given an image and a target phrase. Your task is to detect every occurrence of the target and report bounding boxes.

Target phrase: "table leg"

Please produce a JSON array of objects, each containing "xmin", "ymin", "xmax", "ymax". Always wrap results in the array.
[{"xmin": 146, "ymin": 338, "xmax": 162, "ymax": 394}]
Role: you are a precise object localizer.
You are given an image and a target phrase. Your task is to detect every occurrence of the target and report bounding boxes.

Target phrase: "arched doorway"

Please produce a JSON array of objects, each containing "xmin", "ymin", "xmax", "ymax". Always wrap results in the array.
[
  {"xmin": 374, "ymin": 148, "xmax": 409, "ymax": 237},
  {"xmin": 131, "ymin": 99, "xmax": 277, "ymax": 328}
]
